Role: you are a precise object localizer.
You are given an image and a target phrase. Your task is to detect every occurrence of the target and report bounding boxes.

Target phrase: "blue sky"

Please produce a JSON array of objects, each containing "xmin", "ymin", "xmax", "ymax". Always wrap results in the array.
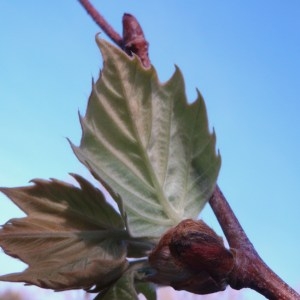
[{"xmin": 0, "ymin": 1, "xmax": 299, "ymax": 299}]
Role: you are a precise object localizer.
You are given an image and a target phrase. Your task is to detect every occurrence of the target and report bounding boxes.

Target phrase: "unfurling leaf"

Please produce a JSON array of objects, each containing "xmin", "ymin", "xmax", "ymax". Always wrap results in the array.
[
  {"xmin": 0, "ymin": 174, "xmax": 128, "ymax": 291},
  {"xmin": 94, "ymin": 262, "xmax": 156, "ymax": 300},
  {"xmin": 72, "ymin": 38, "xmax": 221, "ymax": 238}
]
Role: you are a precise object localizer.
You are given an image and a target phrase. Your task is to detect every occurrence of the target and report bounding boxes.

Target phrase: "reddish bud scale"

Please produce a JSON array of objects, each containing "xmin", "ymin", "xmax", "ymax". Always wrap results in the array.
[
  {"xmin": 122, "ymin": 13, "xmax": 150, "ymax": 68},
  {"xmin": 148, "ymin": 219, "xmax": 235, "ymax": 294},
  {"xmin": 170, "ymin": 219, "xmax": 234, "ymax": 279}
]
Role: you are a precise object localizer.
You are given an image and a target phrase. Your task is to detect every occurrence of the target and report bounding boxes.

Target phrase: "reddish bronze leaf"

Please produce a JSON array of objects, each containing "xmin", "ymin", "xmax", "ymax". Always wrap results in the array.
[{"xmin": 0, "ymin": 174, "xmax": 128, "ymax": 291}]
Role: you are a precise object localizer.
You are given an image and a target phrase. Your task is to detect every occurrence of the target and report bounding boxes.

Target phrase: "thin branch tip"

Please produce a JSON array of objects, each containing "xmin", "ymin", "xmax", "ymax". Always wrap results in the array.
[{"xmin": 78, "ymin": 0, "xmax": 123, "ymax": 47}]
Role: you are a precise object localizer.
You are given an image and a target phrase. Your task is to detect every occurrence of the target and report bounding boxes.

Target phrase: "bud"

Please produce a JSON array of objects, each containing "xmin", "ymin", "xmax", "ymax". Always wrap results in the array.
[
  {"xmin": 148, "ymin": 226, "xmax": 191, "ymax": 286},
  {"xmin": 148, "ymin": 219, "xmax": 234, "ymax": 294}
]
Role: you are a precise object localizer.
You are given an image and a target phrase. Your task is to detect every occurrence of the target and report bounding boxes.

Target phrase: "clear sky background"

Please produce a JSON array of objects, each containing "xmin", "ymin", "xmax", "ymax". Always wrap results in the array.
[{"xmin": 0, "ymin": 1, "xmax": 299, "ymax": 300}]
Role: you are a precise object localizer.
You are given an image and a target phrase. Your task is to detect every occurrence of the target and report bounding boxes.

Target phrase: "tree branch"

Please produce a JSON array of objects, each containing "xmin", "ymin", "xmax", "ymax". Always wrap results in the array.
[
  {"xmin": 78, "ymin": 0, "xmax": 123, "ymax": 47},
  {"xmin": 209, "ymin": 185, "xmax": 250, "ymax": 249},
  {"xmin": 78, "ymin": 2, "xmax": 300, "ymax": 299},
  {"xmin": 78, "ymin": 0, "xmax": 150, "ymax": 68},
  {"xmin": 210, "ymin": 185, "xmax": 300, "ymax": 299}
]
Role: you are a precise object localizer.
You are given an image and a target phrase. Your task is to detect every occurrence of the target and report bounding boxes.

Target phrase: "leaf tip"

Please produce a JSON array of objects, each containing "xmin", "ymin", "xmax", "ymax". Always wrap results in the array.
[{"xmin": 0, "ymin": 187, "xmax": 10, "ymax": 197}]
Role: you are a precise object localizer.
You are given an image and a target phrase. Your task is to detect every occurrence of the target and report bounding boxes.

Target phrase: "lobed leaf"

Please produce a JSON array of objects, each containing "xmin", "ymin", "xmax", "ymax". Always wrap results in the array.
[
  {"xmin": 0, "ymin": 174, "xmax": 128, "ymax": 291},
  {"xmin": 72, "ymin": 38, "xmax": 221, "ymax": 238}
]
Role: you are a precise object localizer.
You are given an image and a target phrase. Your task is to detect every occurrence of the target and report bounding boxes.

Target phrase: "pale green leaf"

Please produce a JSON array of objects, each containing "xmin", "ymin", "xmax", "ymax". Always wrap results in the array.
[
  {"xmin": 0, "ymin": 174, "xmax": 128, "ymax": 291},
  {"xmin": 72, "ymin": 38, "xmax": 221, "ymax": 238},
  {"xmin": 94, "ymin": 271, "xmax": 139, "ymax": 300},
  {"xmin": 135, "ymin": 281, "xmax": 157, "ymax": 300},
  {"xmin": 94, "ymin": 261, "xmax": 156, "ymax": 300}
]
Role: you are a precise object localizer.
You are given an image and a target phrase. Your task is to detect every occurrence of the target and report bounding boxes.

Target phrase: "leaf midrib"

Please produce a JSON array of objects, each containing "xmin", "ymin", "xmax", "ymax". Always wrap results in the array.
[
  {"xmin": 119, "ymin": 61, "xmax": 181, "ymax": 224},
  {"xmin": 0, "ymin": 229, "xmax": 128, "ymax": 240}
]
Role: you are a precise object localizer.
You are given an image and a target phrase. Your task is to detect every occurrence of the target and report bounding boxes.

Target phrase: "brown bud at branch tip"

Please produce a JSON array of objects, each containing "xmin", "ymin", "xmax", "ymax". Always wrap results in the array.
[
  {"xmin": 148, "ymin": 219, "xmax": 235, "ymax": 295},
  {"xmin": 122, "ymin": 13, "xmax": 150, "ymax": 68}
]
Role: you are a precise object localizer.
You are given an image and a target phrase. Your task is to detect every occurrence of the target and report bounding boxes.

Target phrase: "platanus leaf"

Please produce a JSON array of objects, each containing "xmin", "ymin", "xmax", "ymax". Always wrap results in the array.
[
  {"xmin": 72, "ymin": 38, "xmax": 221, "ymax": 238},
  {"xmin": 94, "ymin": 271, "xmax": 138, "ymax": 300},
  {"xmin": 94, "ymin": 262, "xmax": 156, "ymax": 300},
  {"xmin": 0, "ymin": 174, "xmax": 128, "ymax": 291}
]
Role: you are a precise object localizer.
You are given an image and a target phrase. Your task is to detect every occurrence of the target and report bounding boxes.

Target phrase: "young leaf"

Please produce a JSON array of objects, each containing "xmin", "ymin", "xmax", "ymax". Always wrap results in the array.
[
  {"xmin": 135, "ymin": 281, "xmax": 157, "ymax": 300},
  {"xmin": 0, "ymin": 174, "xmax": 128, "ymax": 291},
  {"xmin": 94, "ymin": 271, "xmax": 138, "ymax": 300},
  {"xmin": 72, "ymin": 38, "xmax": 221, "ymax": 238},
  {"xmin": 94, "ymin": 261, "xmax": 156, "ymax": 300}
]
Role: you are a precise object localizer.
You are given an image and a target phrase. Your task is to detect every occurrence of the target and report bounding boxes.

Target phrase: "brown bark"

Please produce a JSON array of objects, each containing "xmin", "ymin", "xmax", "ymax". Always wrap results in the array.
[{"xmin": 210, "ymin": 186, "xmax": 300, "ymax": 299}]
